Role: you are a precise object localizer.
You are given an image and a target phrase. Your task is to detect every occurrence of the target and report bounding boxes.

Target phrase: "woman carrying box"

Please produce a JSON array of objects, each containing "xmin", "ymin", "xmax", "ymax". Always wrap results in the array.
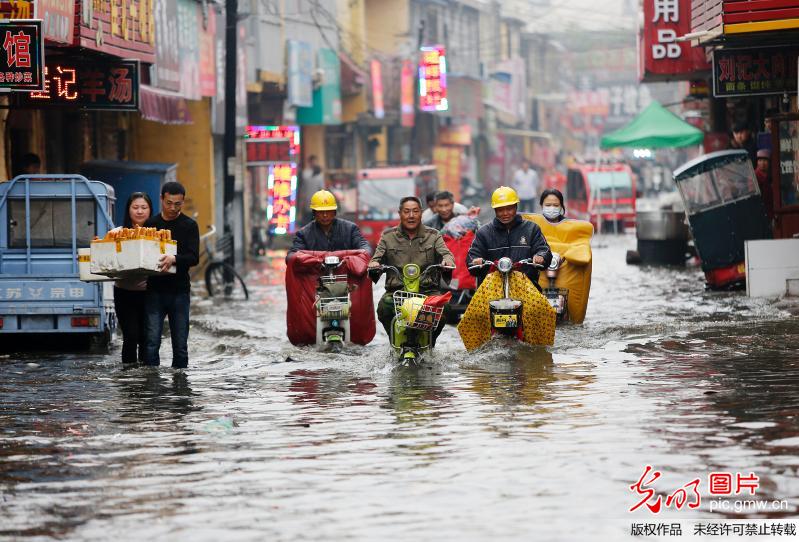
[{"xmin": 114, "ymin": 192, "xmax": 153, "ymax": 365}]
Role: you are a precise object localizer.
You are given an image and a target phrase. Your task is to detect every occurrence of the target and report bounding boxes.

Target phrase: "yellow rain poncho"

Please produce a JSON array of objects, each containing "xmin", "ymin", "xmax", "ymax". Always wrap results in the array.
[
  {"xmin": 457, "ymin": 271, "xmax": 556, "ymax": 351},
  {"xmin": 524, "ymin": 215, "xmax": 593, "ymax": 324}
]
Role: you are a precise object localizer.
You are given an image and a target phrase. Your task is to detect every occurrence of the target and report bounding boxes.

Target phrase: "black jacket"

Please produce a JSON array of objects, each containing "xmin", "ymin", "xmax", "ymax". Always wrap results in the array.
[
  {"xmin": 467, "ymin": 215, "xmax": 552, "ymax": 284},
  {"xmin": 286, "ymin": 218, "xmax": 372, "ymax": 260}
]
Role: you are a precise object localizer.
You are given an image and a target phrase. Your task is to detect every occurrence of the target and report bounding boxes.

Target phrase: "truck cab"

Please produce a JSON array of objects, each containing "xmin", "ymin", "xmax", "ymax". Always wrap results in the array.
[{"xmin": 0, "ymin": 175, "xmax": 116, "ymax": 341}]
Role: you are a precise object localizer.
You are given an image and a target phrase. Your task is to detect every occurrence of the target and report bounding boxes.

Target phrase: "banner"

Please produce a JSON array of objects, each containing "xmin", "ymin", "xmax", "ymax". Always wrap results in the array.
[
  {"xmin": 432, "ymin": 145, "xmax": 461, "ymax": 201},
  {"xmin": 198, "ymin": 6, "xmax": 216, "ymax": 97},
  {"xmin": 371, "ymin": 59, "xmax": 384, "ymax": 119},
  {"xmin": 152, "ymin": 0, "xmax": 179, "ymax": 91},
  {"xmin": 419, "ymin": 45, "xmax": 448, "ymax": 112},
  {"xmin": 297, "ymin": 48, "xmax": 341, "ymax": 125},
  {"xmin": 287, "ymin": 40, "xmax": 313, "ymax": 108},
  {"xmin": 401, "ymin": 59, "xmax": 414, "ymax": 127},
  {"xmin": 177, "ymin": 0, "xmax": 200, "ymax": 100}
]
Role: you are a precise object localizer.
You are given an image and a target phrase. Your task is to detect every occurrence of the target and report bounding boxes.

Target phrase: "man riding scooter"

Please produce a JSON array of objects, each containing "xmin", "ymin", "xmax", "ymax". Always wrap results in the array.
[
  {"xmin": 287, "ymin": 190, "xmax": 372, "ymax": 258},
  {"xmin": 457, "ymin": 186, "xmax": 556, "ymax": 351},
  {"xmin": 368, "ymin": 196, "xmax": 456, "ymax": 347},
  {"xmin": 285, "ymin": 190, "xmax": 375, "ymax": 347},
  {"xmin": 467, "ymin": 186, "xmax": 552, "ymax": 286}
]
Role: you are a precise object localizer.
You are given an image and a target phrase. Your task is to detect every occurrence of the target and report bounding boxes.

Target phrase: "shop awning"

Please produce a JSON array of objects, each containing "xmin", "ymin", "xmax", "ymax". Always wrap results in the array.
[
  {"xmin": 600, "ymin": 101, "xmax": 703, "ymax": 149},
  {"xmin": 139, "ymin": 85, "xmax": 194, "ymax": 125}
]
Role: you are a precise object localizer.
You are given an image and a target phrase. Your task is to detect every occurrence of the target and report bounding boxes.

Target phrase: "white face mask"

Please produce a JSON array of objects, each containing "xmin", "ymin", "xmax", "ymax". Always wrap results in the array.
[{"xmin": 542, "ymin": 206, "xmax": 562, "ymax": 220}]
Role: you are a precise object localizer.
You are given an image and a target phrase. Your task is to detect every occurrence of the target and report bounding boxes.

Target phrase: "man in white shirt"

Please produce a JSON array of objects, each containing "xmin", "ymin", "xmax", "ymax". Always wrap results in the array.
[{"xmin": 512, "ymin": 159, "xmax": 540, "ymax": 212}]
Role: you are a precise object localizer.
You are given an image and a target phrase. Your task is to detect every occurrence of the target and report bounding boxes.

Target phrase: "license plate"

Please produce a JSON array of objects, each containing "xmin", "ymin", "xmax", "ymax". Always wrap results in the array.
[{"xmin": 493, "ymin": 314, "xmax": 518, "ymax": 328}]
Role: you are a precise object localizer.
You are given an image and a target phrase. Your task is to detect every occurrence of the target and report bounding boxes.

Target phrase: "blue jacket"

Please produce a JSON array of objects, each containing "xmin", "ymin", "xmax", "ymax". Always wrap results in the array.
[
  {"xmin": 287, "ymin": 218, "xmax": 372, "ymax": 260},
  {"xmin": 467, "ymin": 215, "xmax": 552, "ymax": 284}
]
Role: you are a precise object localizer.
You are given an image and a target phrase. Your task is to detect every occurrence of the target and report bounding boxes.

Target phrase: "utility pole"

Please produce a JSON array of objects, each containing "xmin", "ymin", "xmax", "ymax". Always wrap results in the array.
[{"xmin": 223, "ymin": 0, "xmax": 238, "ymax": 264}]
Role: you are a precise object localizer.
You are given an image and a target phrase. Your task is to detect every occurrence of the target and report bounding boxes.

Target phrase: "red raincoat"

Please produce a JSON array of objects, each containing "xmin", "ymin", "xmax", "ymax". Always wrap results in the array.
[{"xmin": 286, "ymin": 250, "xmax": 376, "ymax": 346}]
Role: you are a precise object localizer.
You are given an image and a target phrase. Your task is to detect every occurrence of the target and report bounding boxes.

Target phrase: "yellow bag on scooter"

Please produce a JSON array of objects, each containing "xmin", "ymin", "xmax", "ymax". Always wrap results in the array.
[{"xmin": 457, "ymin": 271, "xmax": 556, "ymax": 351}]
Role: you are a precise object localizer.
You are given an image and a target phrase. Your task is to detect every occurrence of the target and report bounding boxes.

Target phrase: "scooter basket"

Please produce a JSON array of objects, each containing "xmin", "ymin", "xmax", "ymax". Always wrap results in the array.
[
  {"xmin": 393, "ymin": 291, "xmax": 443, "ymax": 331},
  {"xmin": 316, "ymin": 296, "xmax": 350, "ymax": 320}
]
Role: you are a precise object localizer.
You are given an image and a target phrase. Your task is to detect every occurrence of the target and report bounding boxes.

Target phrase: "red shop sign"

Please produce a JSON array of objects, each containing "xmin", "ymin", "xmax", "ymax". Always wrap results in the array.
[{"xmin": 640, "ymin": 0, "xmax": 710, "ymax": 82}]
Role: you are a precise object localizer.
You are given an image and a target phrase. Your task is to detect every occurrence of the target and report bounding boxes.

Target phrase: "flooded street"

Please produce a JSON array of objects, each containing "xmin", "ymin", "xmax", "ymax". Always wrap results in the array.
[{"xmin": 2, "ymin": 235, "xmax": 798, "ymax": 541}]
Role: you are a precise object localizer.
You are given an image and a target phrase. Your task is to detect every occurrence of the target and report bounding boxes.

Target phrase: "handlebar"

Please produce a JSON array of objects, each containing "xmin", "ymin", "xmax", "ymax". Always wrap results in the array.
[
  {"xmin": 468, "ymin": 258, "xmax": 545, "ymax": 271},
  {"xmin": 368, "ymin": 263, "xmax": 455, "ymax": 278}
]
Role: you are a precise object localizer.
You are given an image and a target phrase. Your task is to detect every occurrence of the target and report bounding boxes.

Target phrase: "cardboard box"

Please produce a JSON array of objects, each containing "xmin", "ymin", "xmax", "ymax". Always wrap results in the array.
[{"xmin": 90, "ymin": 238, "xmax": 177, "ymax": 276}]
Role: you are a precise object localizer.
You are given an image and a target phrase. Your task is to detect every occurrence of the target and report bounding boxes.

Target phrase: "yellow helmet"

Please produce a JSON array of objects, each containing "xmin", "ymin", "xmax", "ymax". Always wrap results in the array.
[
  {"xmin": 400, "ymin": 297, "xmax": 423, "ymax": 325},
  {"xmin": 310, "ymin": 190, "xmax": 337, "ymax": 211},
  {"xmin": 491, "ymin": 186, "xmax": 520, "ymax": 208}
]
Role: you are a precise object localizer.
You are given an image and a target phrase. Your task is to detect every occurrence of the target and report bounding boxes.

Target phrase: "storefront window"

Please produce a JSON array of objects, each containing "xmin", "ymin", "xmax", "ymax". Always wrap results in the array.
[{"xmin": 778, "ymin": 120, "xmax": 799, "ymax": 207}]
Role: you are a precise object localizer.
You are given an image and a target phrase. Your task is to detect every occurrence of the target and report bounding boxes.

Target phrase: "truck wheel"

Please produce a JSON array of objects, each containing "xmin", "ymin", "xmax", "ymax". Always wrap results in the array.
[{"xmin": 88, "ymin": 329, "xmax": 112, "ymax": 351}]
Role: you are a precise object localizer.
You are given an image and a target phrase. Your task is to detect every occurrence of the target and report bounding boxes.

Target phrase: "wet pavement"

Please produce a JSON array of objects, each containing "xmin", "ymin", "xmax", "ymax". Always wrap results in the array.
[{"xmin": 1, "ymin": 235, "xmax": 798, "ymax": 541}]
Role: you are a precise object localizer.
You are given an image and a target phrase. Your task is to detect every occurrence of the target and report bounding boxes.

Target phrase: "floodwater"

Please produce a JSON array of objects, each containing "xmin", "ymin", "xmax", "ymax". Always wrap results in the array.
[{"xmin": 1, "ymin": 235, "xmax": 798, "ymax": 541}]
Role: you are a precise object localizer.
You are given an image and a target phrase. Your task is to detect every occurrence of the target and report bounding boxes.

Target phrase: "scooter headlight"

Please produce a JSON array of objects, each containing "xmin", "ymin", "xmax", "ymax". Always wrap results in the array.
[
  {"xmin": 497, "ymin": 257, "xmax": 513, "ymax": 273},
  {"xmin": 324, "ymin": 256, "xmax": 340, "ymax": 266},
  {"xmin": 404, "ymin": 264, "xmax": 420, "ymax": 279}
]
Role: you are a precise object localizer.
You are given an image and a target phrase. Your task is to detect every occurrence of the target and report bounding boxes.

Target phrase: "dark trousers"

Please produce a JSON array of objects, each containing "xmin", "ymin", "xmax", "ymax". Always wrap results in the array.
[
  {"xmin": 377, "ymin": 291, "xmax": 449, "ymax": 346},
  {"xmin": 113, "ymin": 287, "xmax": 147, "ymax": 364},
  {"xmin": 143, "ymin": 289, "xmax": 191, "ymax": 368}
]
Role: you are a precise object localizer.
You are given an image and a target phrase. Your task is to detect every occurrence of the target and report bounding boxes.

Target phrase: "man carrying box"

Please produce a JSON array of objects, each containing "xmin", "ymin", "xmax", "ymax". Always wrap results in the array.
[{"xmin": 143, "ymin": 181, "xmax": 200, "ymax": 369}]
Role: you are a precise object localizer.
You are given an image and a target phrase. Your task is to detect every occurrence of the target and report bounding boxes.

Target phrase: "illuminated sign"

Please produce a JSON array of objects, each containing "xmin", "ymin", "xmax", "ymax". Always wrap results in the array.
[
  {"xmin": 0, "ymin": 1, "xmax": 34, "ymax": 19},
  {"xmin": 267, "ymin": 163, "xmax": 297, "ymax": 235},
  {"xmin": 0, "ymin": 20, "xmax": 44, "ymax": 92},
  {"xmin": 246, "ymin": 125, "xmax": 300, "ymax": 236},
  {"xmin": 419, "ymin": 45, "xmax": 448, "ymax": 112},
  {"xmin": 15, "ymin": 58, "xmax": 139, "ymax": 110},
  {"xmin": 401, "ymin": 59, "xmax": 415, "ymax": 127}
]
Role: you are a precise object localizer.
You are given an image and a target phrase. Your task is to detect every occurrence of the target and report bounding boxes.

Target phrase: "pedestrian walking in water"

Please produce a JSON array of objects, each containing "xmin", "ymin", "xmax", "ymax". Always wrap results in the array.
[
  {"xmin": 114, "ymin": 192, "xmax": 153, "ymax": 365},
  {"xmin": 143, "ymin": 182, "xmax": 200, "ymax": 369}
]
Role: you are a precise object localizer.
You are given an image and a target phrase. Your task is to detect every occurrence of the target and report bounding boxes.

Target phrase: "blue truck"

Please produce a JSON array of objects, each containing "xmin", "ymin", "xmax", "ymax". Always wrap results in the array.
[{"xmin": 0, "ymin": 175, "xmax": 116, "ymax": 343}]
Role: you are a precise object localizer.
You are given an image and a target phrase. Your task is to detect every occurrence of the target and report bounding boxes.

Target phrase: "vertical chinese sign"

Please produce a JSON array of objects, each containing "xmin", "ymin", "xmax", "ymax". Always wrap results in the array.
[
  {"xmin": 177, "ymin": 0, "xmax": 200, "ymax": 100},
  {"xmin": 0, "ymin": 20, "xmax": 44, "ymax": 91},
  {"xmin": 245, "ymin": 125, "xmax": 300, "ymax": 235},
  {"xmin": 419, "ymin": 45, "xmax": 448, "ymax": 112},
  {"xmin": 371, "ymin": 59, "xmax": 384, "ymax": 119},
  {"xmin": 198, "ymin": 5, "xmax": 216, "ymax": 97},
  {"xmin": 400, "ymin": 59, "xmax": 415, "ymax": 127},
  {"xmin": 640, "ymin": 0, "xmax": 710, "ymax": 81}
]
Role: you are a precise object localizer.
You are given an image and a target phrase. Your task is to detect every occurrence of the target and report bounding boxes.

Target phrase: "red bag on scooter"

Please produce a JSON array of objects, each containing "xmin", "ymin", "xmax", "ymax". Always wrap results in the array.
[
  {"xmin": 285, "ymin": 250, "xmax": 376, "ymax": 346},
  {"xmin": 443, "ymin": 230, "xmax": 477, "ymax": 291}
]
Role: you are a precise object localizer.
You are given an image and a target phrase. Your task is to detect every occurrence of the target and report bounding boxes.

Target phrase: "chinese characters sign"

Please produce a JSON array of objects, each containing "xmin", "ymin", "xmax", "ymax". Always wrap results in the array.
[
  {"xmin": 246, "ymin": 125, "xmax": 300, "ymax": 236},
  {"xmin": 640, "ymin": 0, "xmax": 710, "ymax": 82},
  {"xmin": 0, "ymin": 1, "xmax": 34, "ymax": 19},
  {"xmin": 77, "ymin": 0, "xmax": 156, "ymax": 63},
  {"xmin": 0, "ymin": 21, "xmax": 44, "ymax": 92},
  {"xmin": 419, "ymin": 45, "xmax": 448, "ymax": 112},
  {"xmin": 267, "ymin": 164, "xmax": 297, "ymax": 235},
  {"xmin": 16, "ymin": 58, "xmax": 139, "ymax": 110},
  {"xmin": 371, "ymin": 59, "xmax": 384, "ymax": 119},
  {"xmin": 713, "ymin": 46, "xmax": 799, "ymax": 97}
]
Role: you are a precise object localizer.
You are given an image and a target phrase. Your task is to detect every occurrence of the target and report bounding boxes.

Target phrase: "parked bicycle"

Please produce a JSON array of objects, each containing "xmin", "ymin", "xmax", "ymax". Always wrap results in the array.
[{"xmin": 196, "ymin": 225, "xmax": 249, "ymax": 301}]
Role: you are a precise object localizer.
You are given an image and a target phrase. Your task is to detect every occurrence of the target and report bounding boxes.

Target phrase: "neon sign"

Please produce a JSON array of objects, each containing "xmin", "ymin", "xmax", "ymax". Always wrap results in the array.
[
  {"xmin": 16, "ymin": 59, "xmax": 140, "ymax": 110},
  {"xmin": 266, "ymin": 163, "xmax": 298, "ymax": 235},
  {"xmin": 419, "ymin": 45, "xmax": 448, "ymax": 112},
  {"xmin": 246, "ymin": 125, "xmax": 300, "ymax": 236}
]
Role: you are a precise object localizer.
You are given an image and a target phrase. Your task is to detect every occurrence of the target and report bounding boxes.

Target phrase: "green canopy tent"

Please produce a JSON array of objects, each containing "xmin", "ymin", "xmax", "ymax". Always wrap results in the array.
[{"xmin": 600, "ymin": 101, "xmax": 704, "ymax": 149}]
